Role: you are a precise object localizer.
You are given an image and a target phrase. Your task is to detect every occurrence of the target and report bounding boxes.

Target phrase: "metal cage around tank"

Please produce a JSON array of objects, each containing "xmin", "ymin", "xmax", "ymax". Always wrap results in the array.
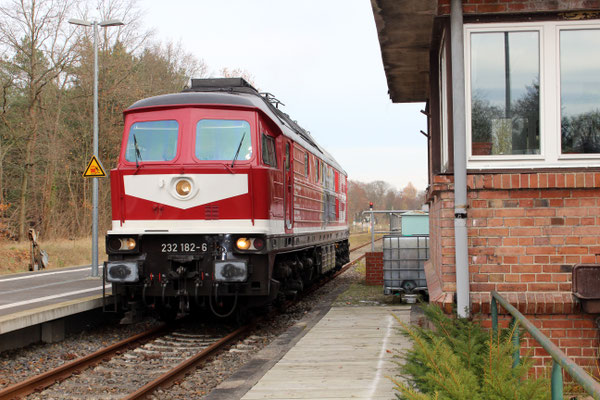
[{"xmin": 382, "ymin": 234, "xmax": 429, "ymax": 295}]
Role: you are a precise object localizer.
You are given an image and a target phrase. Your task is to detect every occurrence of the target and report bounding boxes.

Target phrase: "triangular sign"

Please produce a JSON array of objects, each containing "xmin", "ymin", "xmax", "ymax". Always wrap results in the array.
[{"xmin": 83, "ymin": 155, "xmax": 106, "ymax": 178}]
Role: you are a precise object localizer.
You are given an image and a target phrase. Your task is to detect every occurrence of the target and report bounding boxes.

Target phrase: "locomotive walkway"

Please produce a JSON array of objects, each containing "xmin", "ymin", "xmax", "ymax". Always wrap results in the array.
[{"xmin": 0, "ymin": 265, "xmax": 108, "ymax": 351}]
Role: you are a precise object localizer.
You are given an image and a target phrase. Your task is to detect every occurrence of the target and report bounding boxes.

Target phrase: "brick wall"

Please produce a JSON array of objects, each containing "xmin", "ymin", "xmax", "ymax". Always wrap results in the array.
[
  {"xmin": 365, "ymin": 252, "xmax": 383, "ymax": 286},
  {"xmin": 477, "ymin": 313, "xmax": 599, "ymax": 377},
  {"xmin": 424, "ymin": 187, "xmax": 455, "ymax": 312},
  {"xmin": 438, "ymin": 0, "xmax": 600, "ymax": 15},
  {"xmin": 428, "ymin": 172, "xmax": 600, "ymax": 298}
]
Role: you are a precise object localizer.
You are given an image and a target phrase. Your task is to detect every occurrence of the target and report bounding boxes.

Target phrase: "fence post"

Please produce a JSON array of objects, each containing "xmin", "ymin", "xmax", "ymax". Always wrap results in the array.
[
  {"xmin": 551, "ymin": 360, "xmax": 563, "ymax": 400},
  {"xmin": 511, "ymin": 316, "xmax": 520, "ymax": 368},
  {"xmin": 491, "ymin": 296, "xmax": 498, "ymax": 339}
]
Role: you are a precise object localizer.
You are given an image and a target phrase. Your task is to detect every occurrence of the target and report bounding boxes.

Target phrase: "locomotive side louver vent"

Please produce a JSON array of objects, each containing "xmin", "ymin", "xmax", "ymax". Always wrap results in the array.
[{"xmin": 205, "ymin": 205, "xmax": 219, "ymax": 220}]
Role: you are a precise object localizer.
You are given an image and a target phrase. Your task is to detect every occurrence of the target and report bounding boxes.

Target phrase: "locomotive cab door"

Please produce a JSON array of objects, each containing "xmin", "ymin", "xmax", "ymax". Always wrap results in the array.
[{"xmin": 283, "ymin": 140, "xmax": 294, "ymax": 232}]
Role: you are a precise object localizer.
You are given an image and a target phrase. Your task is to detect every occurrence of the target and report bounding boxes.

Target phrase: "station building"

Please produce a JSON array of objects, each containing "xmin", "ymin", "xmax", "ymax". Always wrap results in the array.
[{"xmin": 371, "ymin": 0, "xmax": 600, "ymax": 374}]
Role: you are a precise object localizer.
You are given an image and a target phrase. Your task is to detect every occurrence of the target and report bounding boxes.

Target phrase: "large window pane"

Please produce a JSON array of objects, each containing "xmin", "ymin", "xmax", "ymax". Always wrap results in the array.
[
  {"xmin": 125, "ymin": 120, "xmax": 178, "ymax": 162},
  {"xmin": 470, "ymin": 31, "xmax": 540, "ymax": 155},
  {"xmin": 196, "ymin": 119, "xmax": 252, "ymax": 161},
  {"xmin": 560, "ymin": 29, "xmax": 600, "ymax": 154}
]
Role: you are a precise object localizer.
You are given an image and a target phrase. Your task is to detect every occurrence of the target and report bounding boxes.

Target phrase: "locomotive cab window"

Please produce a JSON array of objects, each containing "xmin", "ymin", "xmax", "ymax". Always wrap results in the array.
[
  {"xmin": 196, "ymin": 119, "xmax": 252, "ymax": 161},
  {"xmin": 125, "ymin": 120, "xmax": 179, "ymax": 162},
  {"xmin": 261, "ymin": 134, "xmax": 277, "ymax": 167}
]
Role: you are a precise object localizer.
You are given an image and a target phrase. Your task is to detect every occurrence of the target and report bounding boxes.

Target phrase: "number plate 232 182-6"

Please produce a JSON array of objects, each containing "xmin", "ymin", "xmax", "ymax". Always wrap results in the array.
[{"xmin": 161, "ymin": 242, "xmax": 208, "ymax": 253}]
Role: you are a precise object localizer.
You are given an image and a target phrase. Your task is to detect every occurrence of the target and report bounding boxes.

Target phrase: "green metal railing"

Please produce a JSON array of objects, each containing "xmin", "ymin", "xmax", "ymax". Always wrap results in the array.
[{"xmin": 491, "ymin": 291, "xmax": 600, "ymax": 400}]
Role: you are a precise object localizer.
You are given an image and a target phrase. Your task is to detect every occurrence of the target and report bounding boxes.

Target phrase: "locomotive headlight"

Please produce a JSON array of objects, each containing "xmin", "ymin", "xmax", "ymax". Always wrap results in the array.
[
  {"xmin": 107, "ymin": 236, "xmax": 138, "ymax": 252},
  {"xmin": 234, "ymin": 236, "xmax": 266, "ymax": 252},
  {"xmin": 175, "ymin": 179, "xmax": 192, "ymax": 197},
  {"xmin": 124, "ymin": 238, "xmax": 137, "ymax": 250},
  {"xmin": 236, "ymin": 237, "xmax": 251, "ymax": 250}
]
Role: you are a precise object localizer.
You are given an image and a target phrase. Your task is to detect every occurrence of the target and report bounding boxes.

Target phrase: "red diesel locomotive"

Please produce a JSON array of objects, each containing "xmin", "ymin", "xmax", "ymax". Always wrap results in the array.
[{"xmin": 104, "ymin": 78, "xmax": 349, "ymax": 321}]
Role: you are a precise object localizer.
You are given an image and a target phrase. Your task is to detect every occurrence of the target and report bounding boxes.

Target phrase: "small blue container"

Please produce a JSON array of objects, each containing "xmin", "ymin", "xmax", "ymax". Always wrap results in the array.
[{"xmin": 401, "ymin": 211, "xmax": 429, "ymax": 236}]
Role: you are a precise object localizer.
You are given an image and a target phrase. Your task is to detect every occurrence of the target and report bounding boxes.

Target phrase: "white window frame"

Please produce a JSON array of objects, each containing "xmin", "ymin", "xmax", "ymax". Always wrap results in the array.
[
  {"xmin": 439, "ymin": 31, "xmax": 450, "ymax": 172},
  {"xmin": 464, "ymin": 20, "xmax": 600, "ymax": 169}
]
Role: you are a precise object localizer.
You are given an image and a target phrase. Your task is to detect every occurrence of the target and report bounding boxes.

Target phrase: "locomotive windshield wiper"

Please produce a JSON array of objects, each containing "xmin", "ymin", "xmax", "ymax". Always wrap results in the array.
[
  {"xmin": 230, "ymin": 132, "xmax": 246, "ymax": 168},
  {"xmin": 133, "ymin": 133, "xmax": 142, "ymax": 168}
]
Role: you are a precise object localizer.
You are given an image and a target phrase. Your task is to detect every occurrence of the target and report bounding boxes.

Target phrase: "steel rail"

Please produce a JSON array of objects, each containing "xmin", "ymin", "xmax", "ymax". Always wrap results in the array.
[
  {"xmin": 0, "ymin": 324, "xmax": 166, "ymax": 400},
  {"xmin": 124, "ymin": 324, "xmax": 251, "ymax": 400},
  {"xmin": 491, "ymin": 291, "xmax": 600, "ymax": 400}
]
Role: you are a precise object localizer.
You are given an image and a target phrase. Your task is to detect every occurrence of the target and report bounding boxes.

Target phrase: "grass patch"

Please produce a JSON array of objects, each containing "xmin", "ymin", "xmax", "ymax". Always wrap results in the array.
[
  {"xmin": 333, "ymin": 261, "xmax": 404, "ymax": 306},
  {"xmin": 349, "ymin": 233, "xmax": 383, "ymax": 249},
  {"xmin": 0, "ymin": 238, "xmax": 106, "ymax": 275},
  {"xmin": 334, "ymin": 282, "xmax": 404, "ymax": 306}
]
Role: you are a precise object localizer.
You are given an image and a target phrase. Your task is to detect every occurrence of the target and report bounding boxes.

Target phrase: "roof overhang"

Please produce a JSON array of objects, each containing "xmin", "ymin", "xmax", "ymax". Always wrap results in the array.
[{"xmin": 371, "ymin": 0, "xmax": 437, "ymax": 103}]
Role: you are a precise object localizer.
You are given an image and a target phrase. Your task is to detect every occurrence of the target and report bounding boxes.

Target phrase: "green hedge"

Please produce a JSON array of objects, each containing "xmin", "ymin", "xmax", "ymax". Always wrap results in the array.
[{"xmin": 391, "ymin": 305, "xmax": 549, "ymax": 400}]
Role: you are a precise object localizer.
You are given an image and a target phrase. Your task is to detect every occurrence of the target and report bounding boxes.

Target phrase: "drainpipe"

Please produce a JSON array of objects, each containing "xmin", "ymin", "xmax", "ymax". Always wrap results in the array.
[{"xmin": 451, "ymin": 0, "xmax": 470, "ymax": 318}]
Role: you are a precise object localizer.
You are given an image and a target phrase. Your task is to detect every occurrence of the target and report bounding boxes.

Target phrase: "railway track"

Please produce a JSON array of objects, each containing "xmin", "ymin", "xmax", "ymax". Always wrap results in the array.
[{"xmin": 0, "ymin": 241, "xmax": 372, "ymax": 400}]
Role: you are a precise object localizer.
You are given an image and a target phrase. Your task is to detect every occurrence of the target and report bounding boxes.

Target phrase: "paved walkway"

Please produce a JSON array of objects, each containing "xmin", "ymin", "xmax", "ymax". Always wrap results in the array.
[{"xmin": 241, "ymin": 305, "xmax": 410, "ymax": 400}]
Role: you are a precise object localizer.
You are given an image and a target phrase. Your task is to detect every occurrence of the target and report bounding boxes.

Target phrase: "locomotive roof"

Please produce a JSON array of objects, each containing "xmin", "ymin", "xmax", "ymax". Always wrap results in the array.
[{"xmin": 126, "ymin": 79, "xmax": 345, "ymax": 174}]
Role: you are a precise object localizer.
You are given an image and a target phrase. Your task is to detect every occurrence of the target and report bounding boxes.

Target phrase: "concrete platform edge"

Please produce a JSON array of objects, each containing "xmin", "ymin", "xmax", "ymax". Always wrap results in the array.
[{"xmin": 0, "ymin": 294, "xmax": 111, "ymax": 335}]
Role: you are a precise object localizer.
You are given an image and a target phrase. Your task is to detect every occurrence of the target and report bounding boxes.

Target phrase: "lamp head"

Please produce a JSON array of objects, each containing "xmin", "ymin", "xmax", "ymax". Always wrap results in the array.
[
  {"xmin": 100, "ymin": 19, "xmax": 124, "ymax": 27},
  {"xmin": 68, "ymin": 18, "xmax": 92, "ymax": 27}
]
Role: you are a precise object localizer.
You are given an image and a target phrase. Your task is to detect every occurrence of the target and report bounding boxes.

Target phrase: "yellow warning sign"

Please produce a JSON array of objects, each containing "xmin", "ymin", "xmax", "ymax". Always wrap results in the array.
[{"xmin": 83, "ymin": 155, "xmax": 106, "ymax": 178}]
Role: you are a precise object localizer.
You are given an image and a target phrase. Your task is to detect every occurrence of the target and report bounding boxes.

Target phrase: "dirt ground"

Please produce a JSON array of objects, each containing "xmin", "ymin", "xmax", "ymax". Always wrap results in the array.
[{"xmin": 0, "ymin": 238, "xmax": 106, "ymax": 275}]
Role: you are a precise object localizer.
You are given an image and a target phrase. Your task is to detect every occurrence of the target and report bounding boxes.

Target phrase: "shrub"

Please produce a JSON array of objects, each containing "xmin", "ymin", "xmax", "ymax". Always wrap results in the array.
[{"xmin": 391, "ymin": 304, "xmax": 548, "ymax": 400}]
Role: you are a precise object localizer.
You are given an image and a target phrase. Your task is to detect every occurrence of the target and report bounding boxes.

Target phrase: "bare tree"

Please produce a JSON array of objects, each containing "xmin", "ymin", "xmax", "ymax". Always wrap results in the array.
[
  {"xmin": 220, "ymin": 67, "xmax": 257, "ymax": 88},
  {"xmin": 0, "ymin": 0, "xmax": 244, "ymax": 240},
  {"xmin": 0, "ymin": 0, "xmax": 81, "ymax": 240}
]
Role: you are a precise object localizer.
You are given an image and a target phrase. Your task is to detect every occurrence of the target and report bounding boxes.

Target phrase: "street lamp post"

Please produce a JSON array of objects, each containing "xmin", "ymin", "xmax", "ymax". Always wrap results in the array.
[{"xmin": 69, "ymin": 18, "xmax": 124, "ymax": 277}]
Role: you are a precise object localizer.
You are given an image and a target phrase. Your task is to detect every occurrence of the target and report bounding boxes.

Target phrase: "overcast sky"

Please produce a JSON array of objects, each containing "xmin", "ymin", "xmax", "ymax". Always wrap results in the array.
[{"xmin": 142, "ymin": 0, "xmax": 428, "ymax": 191}]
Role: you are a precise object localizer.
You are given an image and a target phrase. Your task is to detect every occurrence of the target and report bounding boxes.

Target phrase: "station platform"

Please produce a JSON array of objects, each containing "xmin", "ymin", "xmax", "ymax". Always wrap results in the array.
[
  {"xmin": 0, "ymin": 265, "xmax": 110, "ymax": 351},
  {"xmin": 208, "ymin": 305, "xmax": 411, "ymax": 400}
]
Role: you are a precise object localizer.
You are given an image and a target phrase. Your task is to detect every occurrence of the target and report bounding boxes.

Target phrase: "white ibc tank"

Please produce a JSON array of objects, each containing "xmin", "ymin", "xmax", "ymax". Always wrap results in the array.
[{"xmin": 383, "ymin": 234, "xmax": 429, "ymax": 295}]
